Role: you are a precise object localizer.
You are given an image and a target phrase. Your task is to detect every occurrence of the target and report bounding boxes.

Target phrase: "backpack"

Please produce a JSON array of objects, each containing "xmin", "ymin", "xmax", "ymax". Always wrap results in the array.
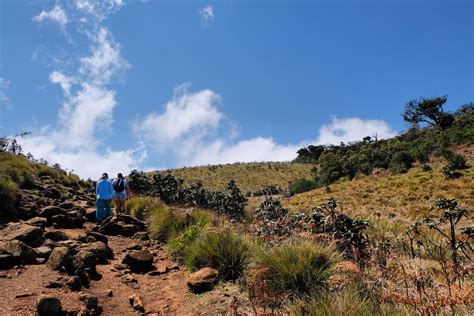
[{"xmin": 113, "ymin": 179, "xmax": 125, "ymax": 192}]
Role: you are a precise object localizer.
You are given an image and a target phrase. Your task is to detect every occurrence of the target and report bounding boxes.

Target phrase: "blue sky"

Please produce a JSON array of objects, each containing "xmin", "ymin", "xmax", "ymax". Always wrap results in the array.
[{"xmin": 0, "ymin": 0, "xmax": 472, "ymax": 179}]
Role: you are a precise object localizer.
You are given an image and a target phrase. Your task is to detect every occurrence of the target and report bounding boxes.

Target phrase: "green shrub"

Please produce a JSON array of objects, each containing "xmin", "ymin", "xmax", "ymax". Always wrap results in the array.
[
  {"xmin": 389, "ymin": 151, "xmax": 414, "ymax": 173},
  {"xmin": 253, "ymin": 241, "xmax": 341, "ymax": 296},
  {"xmin": 126, "ymin": 196, "xmax": 159, "ymax": 220},
  {"xmin": 184, "ymin": 229, "xmax": 250, "ymax": 280},
  {"xmin": 289, "ymin": 178, "xmax": 321, "ymax": 196}
]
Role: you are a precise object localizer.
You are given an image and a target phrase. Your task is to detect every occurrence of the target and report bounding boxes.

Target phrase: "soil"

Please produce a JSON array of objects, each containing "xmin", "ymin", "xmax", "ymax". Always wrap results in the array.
[{"xmin": 0, "ymin": 223, "xmax": 251, "ymax": 315}]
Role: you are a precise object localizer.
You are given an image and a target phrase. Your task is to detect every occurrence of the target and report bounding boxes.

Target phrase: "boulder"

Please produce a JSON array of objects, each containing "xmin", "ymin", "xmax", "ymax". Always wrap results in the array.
[
  {"xmin": 80, "ymin": 241, "xmax": 113, "ymax": 264},
  {"xmin": 0, "ymin": 240, "xmax": 38, "ymax": 264},
  {"xmin": 85, "ymin": 208, "xmax": 96, "ymax": 222},
  {"xmin": 0, "ymin": 222, "xmax": 44, "ymax": 247},
  {"xmin": 58, "ymin": 201, "xmax": 75, "ymax": 210},
  {"xmin": 37, "ymin": 295, "xmax": 62, "ymax": 316},
  {"xmin": 42, "ymin": 187, "xmax": 62, "ymax": 199},
  {"xmin": 72, "ymin": 250, "xmax": 97, "ymax": 275},
  {"xmin": 25, "ymin": 217, "xmax": 47, "ymax": 228},
  {"xmin": 47, "ymin": 246, "xmax": 71, "ymax": 271},
  {"xmin": 95, "ymin": 215, "xmax": 146, "ymax": 237},
  {"xmin": 44, "ymin": 230, "xmax": 69, "ymax": 241},
  {"xmin": 0, "ymin": 253, "xmax": 20, "ymax": 270},
  {"xmin": 51, "ymin": 214, "xmax": 77, "ymax": 229},
  {"xmin": 39, "ymin": 206, "xmax": 67, "ymax": 219},
  {"xmin": 133, "ymin": 231, "xmax": 149, "ymax": 241},
  {"xmin": 187, "ymin": 267, "xmax": 219, "ymax": 293},
  {"xmin": 122, "ymin": 250, "xmax": 154, "ymax": 273},
  {"xmin": 86, "ymin": 231, "xmax": 108, "ymax": 244},
  {"xmin": 35, "ymin": 246, "xmax": 53, "ymax": 259}
]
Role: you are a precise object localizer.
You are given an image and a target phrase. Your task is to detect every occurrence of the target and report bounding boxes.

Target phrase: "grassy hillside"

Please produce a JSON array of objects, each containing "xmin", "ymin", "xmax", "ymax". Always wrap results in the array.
[
  {"xmin": 155, "ymin": 162, "xmax": 313, "ymax": 192},
  {"xmin": 282, "ymin": 145, "xmax": 473, "ymax": 232}
]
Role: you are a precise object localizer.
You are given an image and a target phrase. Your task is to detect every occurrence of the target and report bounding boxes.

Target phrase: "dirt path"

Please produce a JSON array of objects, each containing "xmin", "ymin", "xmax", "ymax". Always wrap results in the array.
[{"xmin": 0, "ymin": 225, "xmax": 198, "ymax": 315}]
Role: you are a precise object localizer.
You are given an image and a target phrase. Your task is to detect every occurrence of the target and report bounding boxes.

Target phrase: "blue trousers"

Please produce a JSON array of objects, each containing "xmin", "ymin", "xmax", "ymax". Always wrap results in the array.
[{"xmin": 96, "ymin": 199, "xmax": 112, "ymax": 222}]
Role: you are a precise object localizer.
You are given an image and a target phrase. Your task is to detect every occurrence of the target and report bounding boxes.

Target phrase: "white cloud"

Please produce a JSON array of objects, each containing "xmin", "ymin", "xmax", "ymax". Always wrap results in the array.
[
  {"xmin": 0, "ymin": 78, "xmax": 11, "ymax": 109},
  {"xmin": 33, "ymin": 5, "xmax": 68, "ymax": 30},
  {"xmin": 199, "ymin": 5, "xmax": 215, "ymax": 27},
  {"xmin": 135, "ymin": 84, "xmax": 222, "ymax": 151},
  {"xmin": 135, "ymin": 84, "xmax": 397, "ymax": 167},
  {"xmin": 316, "ymin": 116, "xmax": 397, "ymax": 145},
  {"xmin": 24, "ymin": 0, "xmax": 144, "ymax": 179}
]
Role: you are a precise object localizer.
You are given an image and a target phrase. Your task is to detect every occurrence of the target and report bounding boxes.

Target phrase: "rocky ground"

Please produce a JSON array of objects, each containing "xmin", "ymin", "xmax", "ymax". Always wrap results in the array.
[{"xmin": 0, "ymin": 188, "xmax": 251, "ymax": 315}]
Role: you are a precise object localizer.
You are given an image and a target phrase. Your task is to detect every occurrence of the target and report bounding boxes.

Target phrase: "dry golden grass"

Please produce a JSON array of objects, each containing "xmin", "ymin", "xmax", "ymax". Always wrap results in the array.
[
  {"xmin": 155, "ymin": 161, "xmax": 313, "ymax": 192},
  {"xmin": 283, "ymin": 155, "xmax": 473, "ymax": 231}
]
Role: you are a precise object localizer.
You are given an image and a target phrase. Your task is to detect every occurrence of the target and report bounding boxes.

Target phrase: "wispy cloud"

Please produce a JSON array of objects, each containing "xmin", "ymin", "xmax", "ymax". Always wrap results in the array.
[
  {"xmin": 199, "ymin": 5, "xmax": 215, "ymax": 27},
  {"xmin": 0, "ymin": 78, "xmax": 11, "ymax": 109},
  {"xmin": 23, "ymin": 0, "xmax": 144, "ymax": 179},
  {"xmin": 33, "ymin": 4, "xmax": 69, "ymax": 31}
]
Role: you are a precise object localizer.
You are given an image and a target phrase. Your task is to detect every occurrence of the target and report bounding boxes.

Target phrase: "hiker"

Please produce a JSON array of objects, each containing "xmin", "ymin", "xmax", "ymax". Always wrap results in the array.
[
  {"xmin": 112, "ymin": 173, "xmax": 130, "ymax": 214},
  {"xmin": 96, "ymin": 172, "xmax": 114, "ymax": 222}
]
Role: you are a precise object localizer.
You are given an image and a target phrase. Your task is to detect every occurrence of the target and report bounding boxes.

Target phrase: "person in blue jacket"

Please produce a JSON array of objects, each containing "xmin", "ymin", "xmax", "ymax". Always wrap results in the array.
[{"xmin": 95, "ymin": 172, "xmax": 115, "ymax": 222}]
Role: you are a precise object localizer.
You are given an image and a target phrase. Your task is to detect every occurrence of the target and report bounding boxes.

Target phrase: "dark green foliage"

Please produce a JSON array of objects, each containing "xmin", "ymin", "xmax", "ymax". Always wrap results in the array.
[
  {"xmin": 128, "ymin": 170, "xmax": 152, "ymax": 194},
  {"xmin": 0, "ymin": 176, "xmax": 19, "ymax": 222},
  {"xmin": 128, "ymin": 171, "xmax": 247, "ymax": 217},
  {"xmin": 293, "ymin": 100, "xmax": 473, "ymax": 185},
  {"xmin": 288, "ymin": 178, "xmax": 321, "ymax": 196},
  {"xmin": 185, "ymin": 229, "xmax": 250, "ymax": 280},
  {"xmin": 294, "ymin": 145, "xmax": 326, "ymax": 163},
  {"xmin": 441, "ymin": 150, "xmax": 468, "ymax": 179},
  {"xmin": 402, "ymin": 96, "xmax": 453, "ymax": 129},
  {"xmin": 251, "ymin": 185, "xmax": 283, "ymax": 197},
  {"xmin": 389, "ymin": 151, "xmax": 414, "ymax": 173},
  {"xmin": 255, "ymin": 197, "xmax": 288, "ymax": 221}
]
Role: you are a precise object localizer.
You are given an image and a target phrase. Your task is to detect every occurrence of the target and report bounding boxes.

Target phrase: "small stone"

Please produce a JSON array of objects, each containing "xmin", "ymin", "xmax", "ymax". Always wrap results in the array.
[
  {"xmin": 15, "ymin": 293, "xmax": 33, "ymax": 298},
  {"xmin": 122, "ymin": 250, "xmax": 154, "ymax": 273},
  {"xmin": 80, "ymin": 294, "xmax": 100, "ymax": 311},
  {"xmin": 37, "ymin": 295, "xmax": 62, "ymax": 316},
  {"xmin": 187, "ymin": 267, "xmax": 219, "ymax": 293},
  {"xmin": 67, "ymin": 276, "xmax": 82, "ymax": 292},
  {"xmin": 45, "ymin": 281, "xmax": 63, "ymax": 288},
  {"xmin": 107, "ymin": 289, "xmax": 113, "ymax": 297},
  {"xmin": 128, "ymin": 294, "xmax": 145, "ymax": 313}
]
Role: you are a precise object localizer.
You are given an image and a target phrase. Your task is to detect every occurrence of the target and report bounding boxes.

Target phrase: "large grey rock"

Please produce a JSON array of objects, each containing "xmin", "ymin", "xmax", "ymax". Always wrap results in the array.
[
  {"xmin": 94, "ymin": 215, "xmax": 146, "ymax": 237},
  {"xmin": 122, "ymin": 250, "xmax": 154, "ymax": 273},
  {"xmin": 25, "ymin": 217, "xmax": 48, "ymax": 228},
  {"xmin": 0, "ymin": 253, "xmax": 20, "ymax": 270},
  {"xmin": 80, "ymin": 241, "xmax": 113, "ymax": 264},
  {"xmin": 47, "ymin": 246, "xmax": 71, "ymax": 271},
  {"xmin": 0, "ymin": 222, "xmax": 44, "ymax": 247},
  {"xmin": 0, "ymin": 240, "xmax": 38, "ymax": 264},
  {"xmin": 39, "ymin": 206, "xmax": 67, "ymax": 219},
  {"xmin": 44, "ymin": 230, "xmax": 69, "ymax": 241},
  {"xmin": 187, "ymin": 267, "xmax": 219, "ymax": 293},
  {"xmin": 37, "ymin": 295, "xmax": 62, "ymax": 316}
]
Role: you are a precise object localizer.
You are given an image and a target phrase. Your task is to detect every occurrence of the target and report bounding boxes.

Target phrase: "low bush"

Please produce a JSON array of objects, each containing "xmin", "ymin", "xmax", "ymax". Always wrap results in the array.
[
  {"xmin": 252, "ymin": 240, "xmax": 341, "ymax": 296},
  {"xmin": 288, "ymin": 178, "xmax": 321, "ymax": 196},
  {"xmin": 184, "ymin": 229, "xmax": 250, "ymax": 280}
]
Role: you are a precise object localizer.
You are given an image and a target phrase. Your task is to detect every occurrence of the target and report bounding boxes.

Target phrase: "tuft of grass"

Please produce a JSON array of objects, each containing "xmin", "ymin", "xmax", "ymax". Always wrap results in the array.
[
  {"xmin": 184, "ymin": 229, "xmax": 250, "ymax": 280},
  {"xmin": 252, "ymin": 240, "xmax": 341, "ymax": 296},
  {"xmin": 125, "ymin": 196, "xmax": 159, "ymax": 220},
  {"xmin": 147, "ymin": 200, "xmax": 213, "ymax": 243},
  {"xmin": 291, "ymin": 287, "xmax": 408, "ymax": 316}
]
